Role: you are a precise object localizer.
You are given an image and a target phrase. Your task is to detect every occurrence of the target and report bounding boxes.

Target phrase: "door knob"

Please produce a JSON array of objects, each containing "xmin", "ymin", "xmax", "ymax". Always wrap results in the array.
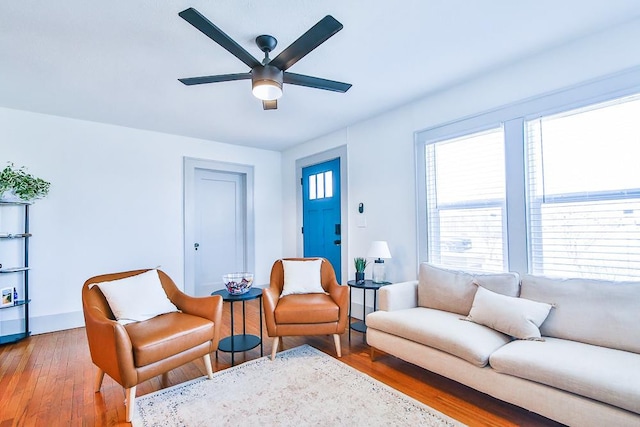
[{"xmin": 194, "ymin": 243, "xmax": 200, "ymax": 251}]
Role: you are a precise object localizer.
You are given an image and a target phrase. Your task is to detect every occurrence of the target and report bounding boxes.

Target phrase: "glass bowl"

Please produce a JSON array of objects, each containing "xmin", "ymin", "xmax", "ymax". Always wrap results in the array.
[{"xmin": 222, "ymin": 273, "xmax": 254, "ymax": 295}]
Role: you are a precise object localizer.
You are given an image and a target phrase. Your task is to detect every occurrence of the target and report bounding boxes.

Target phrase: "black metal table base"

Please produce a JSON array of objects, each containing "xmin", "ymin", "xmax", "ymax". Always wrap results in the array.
[
  {"xmin": 350, "ymin": 321, "xmax": 367, "ymax": 334},
  {"xmin": 212, "ymin": 287, "xmax": 263, "ymax": 366},
  {"xmin": 218, "ymin": 334, "xmax": 261, "ymax": 353},
  {"xmin": 347, "ymin": 280, "xmax": 390, "ymax": 341}
]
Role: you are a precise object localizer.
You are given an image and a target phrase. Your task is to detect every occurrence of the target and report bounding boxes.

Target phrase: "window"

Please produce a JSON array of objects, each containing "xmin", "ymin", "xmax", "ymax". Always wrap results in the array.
[
  {"xmin": 417, "ymin": 69, "xmax": 640, "ymax": 279},
  {"xmin": 425, "ymin": 128, "xmax": 506, "ymax": 272},
  {"xmin": 308, "ymin": 171, "xmax": 333, "ymax": 200},
  {"xmin": 526, "ymin": 95, "xmax": 640, "ymax": 280}
]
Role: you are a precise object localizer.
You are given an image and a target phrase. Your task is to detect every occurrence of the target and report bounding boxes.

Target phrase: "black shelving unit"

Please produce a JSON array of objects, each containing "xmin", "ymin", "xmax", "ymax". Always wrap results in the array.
[{"xmin": 0, "ymin": 201, "xmax": 31, "ymax": 344}]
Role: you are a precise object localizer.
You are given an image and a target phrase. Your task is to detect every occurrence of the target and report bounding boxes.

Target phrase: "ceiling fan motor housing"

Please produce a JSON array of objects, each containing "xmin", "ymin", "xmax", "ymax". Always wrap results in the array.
[{"xmin": 251, "ymin": 65, "xmax": 284, "ymax": 100}]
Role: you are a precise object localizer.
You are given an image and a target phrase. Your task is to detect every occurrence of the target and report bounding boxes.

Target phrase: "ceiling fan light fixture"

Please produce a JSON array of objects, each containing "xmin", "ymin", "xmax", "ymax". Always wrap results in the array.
[{"xmin": 251, "ymin": 65, "xmax": 283, "ymax": 101}]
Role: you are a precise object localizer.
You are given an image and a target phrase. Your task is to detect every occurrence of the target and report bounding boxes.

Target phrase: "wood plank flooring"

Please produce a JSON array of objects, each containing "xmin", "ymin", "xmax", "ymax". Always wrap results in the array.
[{"xmin": 0, "ymin": 298, "xmax": 562, "ymax": 426}]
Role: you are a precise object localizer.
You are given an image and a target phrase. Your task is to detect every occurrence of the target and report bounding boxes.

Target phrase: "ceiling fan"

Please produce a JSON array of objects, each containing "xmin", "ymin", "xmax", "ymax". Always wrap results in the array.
[{"xmin": 178, "ymin": 7, "xmax": 352, "ymax": 110}]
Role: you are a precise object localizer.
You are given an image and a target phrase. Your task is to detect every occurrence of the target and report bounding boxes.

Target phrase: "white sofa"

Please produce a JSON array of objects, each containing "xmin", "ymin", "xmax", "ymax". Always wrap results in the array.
[{"xmin": 366, "ymin": 263, "xmax": 640, "ymax": 427}]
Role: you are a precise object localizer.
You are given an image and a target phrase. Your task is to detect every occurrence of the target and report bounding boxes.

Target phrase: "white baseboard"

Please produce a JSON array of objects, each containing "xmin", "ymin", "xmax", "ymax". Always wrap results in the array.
[
  {"xmin": 31, "ymin": 310, "xmax": 85, "ymax": 335},
  {"xmin": 349, "ymin": 302, "xmax": 376, "ymax": 321}
]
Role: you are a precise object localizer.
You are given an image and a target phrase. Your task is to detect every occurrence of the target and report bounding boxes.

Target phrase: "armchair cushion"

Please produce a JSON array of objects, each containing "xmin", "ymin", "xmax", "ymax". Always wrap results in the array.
[
  {"xmin": 125, "ymin": 311, "xmax": 215, "ymax": 367},
  {"xmin": 275, "ymin": 293, "xmax": 340, "ymax": 324},
  {"xmin": 281, "ymin": 259, "xmax": 325, "ymax": 296},
  {"xmin": 91, "ymin": 269, "xmax": 178, "ymax": 324}
]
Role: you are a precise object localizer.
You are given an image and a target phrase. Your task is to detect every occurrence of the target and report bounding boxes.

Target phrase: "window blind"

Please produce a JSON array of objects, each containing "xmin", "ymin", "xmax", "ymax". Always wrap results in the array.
[
  {"xmin": 526, "ymin": 95, "xmax": 640, "ymax": 280},
  {"xmin": 425, "ymin": 127, "xmax": 506, "ymax": 272}
]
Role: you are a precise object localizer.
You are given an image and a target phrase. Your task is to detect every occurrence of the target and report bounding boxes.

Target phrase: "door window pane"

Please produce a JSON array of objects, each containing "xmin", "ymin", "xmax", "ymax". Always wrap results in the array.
[
  {"xmin": 324, "ymin": 171, "xmax": 333, "ymax": 198},
  {"xmin": 309, "ymin": 175, "xmax": 317, "ymax": 200}
]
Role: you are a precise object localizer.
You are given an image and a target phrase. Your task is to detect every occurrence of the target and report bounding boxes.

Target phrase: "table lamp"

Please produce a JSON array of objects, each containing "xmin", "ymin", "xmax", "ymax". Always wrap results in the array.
[{"xmin": 367, "ymin": 241, "xmax": 392, "ymax": 283}]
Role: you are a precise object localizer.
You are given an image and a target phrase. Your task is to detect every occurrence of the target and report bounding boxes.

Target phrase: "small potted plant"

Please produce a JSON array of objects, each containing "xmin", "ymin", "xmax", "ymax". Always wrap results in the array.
[
  {"xmin": 354, "ymin": 257, "xmax": 369, "ymax": 284},
  {"xmin": 0, "ymin": 162, "xmax": 51, "ymax": 202}
]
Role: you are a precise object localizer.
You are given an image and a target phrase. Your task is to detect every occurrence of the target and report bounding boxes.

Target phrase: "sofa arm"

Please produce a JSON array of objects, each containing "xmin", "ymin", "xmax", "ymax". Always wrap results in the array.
[{"xmin": 378, "ymin": 280, "xmax": 419, "ymax": 311}]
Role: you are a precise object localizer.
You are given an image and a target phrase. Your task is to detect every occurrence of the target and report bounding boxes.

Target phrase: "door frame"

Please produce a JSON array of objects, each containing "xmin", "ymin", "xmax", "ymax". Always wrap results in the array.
[
  {"xmin": 295, "ymin": 146, "xmax": 348, "ymax": 284},
  {"xmin": 183, "ymin": 157, "xmax": 255, "ymax": 296}
]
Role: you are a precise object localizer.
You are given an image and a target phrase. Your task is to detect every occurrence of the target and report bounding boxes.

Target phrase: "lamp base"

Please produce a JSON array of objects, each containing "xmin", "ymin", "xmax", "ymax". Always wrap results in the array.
[{"xmin": 372, "ymin": 260, "xmax": 385, "ymax": 283}]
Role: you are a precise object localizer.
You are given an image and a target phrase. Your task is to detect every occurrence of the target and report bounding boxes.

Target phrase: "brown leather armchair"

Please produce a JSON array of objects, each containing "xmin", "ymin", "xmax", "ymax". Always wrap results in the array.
[
  {"xmin": 82, "ymin": 269, "xmax": 223, "ymax": 422},
  {"xmin": 263, "ymin": 258, "xmax": 349, "ymax": 360}
]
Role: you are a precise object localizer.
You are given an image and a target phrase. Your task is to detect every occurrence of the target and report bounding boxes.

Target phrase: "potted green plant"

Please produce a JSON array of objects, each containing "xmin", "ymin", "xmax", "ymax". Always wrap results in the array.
[
  {"xmin": 0, "ymin": 163, "xmax": 51, "ymax": 202},
  {"xmin": 354, "ymin": 257, "xmax": 369, "ymax": 284}
]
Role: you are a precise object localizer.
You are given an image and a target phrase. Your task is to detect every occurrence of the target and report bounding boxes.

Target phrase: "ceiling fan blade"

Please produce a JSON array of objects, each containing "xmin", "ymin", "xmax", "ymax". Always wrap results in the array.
[
  {"xmin": 269, "ymin": 15, "xmax": 343, "ymax": 71},
  {"xmin": 179, "ymin": 73, "xmax": 251, "ymax": 86},
  {"xmin": 179, "ymin": 8, "xmax": 261, "ymax": 69},
  {"xmin": 263, "ymin": 100, "xmax": 278, "ymax": 110},
  {"xmin": 284, "ymin": 72, "xmax": 351, "ymax": 93}
]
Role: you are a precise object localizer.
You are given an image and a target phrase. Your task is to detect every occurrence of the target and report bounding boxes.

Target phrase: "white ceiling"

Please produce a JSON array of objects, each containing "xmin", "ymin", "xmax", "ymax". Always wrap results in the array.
[{"xmin": 2, "ymin": 1, "xmax": 640, "ymax": 151}]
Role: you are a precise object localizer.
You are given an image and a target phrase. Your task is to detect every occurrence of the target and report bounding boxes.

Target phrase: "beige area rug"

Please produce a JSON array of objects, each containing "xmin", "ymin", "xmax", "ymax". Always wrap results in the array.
[{"xmin": 133, "ymin": 344, "xmax": 464, "ymax": 427}]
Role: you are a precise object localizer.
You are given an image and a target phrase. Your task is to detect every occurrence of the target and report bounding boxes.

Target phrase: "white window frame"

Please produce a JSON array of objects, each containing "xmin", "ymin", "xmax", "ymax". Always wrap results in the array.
[
  {"xmin": 423, "ymin": 126, "xmax": 508, "ymax": 271},
  {"xmin": 415, "ymin": 66, "xmax": 640, "ymax": 275}
]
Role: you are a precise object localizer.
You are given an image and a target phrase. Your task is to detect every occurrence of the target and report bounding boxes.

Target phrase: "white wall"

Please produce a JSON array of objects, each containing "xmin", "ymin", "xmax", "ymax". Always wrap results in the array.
[
  {"xmin": 1, "ymin": 109, "xmax": 282, "ymax": 334},
  {"xmin": 281, "ymin": 18, "xmax": 640, "ymax": 305}
]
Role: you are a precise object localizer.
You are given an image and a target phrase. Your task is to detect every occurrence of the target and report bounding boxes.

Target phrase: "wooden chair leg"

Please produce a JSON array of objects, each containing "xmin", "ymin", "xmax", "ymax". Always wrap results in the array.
[
  {"xmin": 270, "ymin": 336, "xmax": 280, "ymax": 361},
  {"xmin": 125, "ymin": 386, "xmax": 137, "ymax": 422},
  {"xmin": 94, "ymin": 368, "xmax": 105, "ymax": 392},
  {"xmin": 203, "ymin": 354, "xmax": 214, "ymax": 379},
  {"xmin": 333, "ymin": 334, "xmax": 342, "ymax": 358}
]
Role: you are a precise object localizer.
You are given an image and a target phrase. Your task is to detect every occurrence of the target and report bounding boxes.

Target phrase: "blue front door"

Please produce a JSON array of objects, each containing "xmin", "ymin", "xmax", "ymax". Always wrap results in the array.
[{"xmin": 302, "ymin": 158, "xmax": 341, "ymax": 280}]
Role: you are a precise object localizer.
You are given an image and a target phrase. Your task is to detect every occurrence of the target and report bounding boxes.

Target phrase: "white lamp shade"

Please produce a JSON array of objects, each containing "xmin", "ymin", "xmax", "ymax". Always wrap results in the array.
[{"xmin": 367, "ymin": 241, "xmax": 391, "ymax": 259}]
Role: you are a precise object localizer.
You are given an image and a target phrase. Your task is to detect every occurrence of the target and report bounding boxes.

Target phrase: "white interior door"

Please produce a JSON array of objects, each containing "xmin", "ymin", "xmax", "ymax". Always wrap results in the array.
[{"xmin": 193, "ymin": 169, "xmax": 246, "ymax": 296}]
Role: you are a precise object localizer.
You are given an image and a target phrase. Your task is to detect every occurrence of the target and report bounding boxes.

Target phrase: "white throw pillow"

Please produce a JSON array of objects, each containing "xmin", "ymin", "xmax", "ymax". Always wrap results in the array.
[
  {"xmin": 280, "ymin": 259, "xmax": 325, "ymax": 297},
  {"xmin": 466, "ymin": 285, "xmax": 553, "ymax": 341},
  {"xmin": 92, "ymin": 269, "xmax": 178, "ymax": 324}
]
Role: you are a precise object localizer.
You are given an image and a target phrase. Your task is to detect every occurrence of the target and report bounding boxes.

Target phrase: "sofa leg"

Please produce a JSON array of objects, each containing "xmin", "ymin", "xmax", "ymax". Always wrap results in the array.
[
  {"xmin": 271, "ymin": 336, "xmax": 280, "ymax": 361},
  {"xmin": 125, "ymin": 385, "xmax": 137, "ymax": 422},
  {"xmin": 370, "ymin": 346, "xmax": 385, "ymax": 361},
  {"xmin": 94, "ymin": 367, "xmax": 105, "ymax": 392},
  {"xmin": 203, "ymin": 354, "xmax": 214, "ymax": 379},
  {"xmin": 333, "ymin": 334, "xmax": 342, "ymax": 358}
]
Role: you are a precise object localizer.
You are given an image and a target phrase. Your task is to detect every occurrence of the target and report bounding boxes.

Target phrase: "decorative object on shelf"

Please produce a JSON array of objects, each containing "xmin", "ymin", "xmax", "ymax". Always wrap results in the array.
[
  {"xmin": 0, "ymin": 162, "xmax": 51, "ymax": 202},
  {"xmin": 367, "ymin": 241, "xmax": 392, "ymax": 284},
  {"xmin": 353, "ymin": 257, "xmax": 368, "ymax": 284},
  {"xmin": 13, "ymin": 287, "xmax": 18, "ymax": 304},
  {"xmin": 222, "ymin": 272, "xmax": 254, "ymax": 295},
  {"xmin": 1, "ymin": 287, "xmax": 13, "ymax": 307}
]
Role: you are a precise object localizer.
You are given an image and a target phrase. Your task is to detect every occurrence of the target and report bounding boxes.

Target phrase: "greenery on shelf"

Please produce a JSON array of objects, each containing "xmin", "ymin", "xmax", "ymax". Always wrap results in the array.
[
  {"xmin": 354, "ymin": 257, "xmax": 369, "ymax": 273},
  {"xmin": 0, "ymin": 162, "xmax": 51, "ymax": 202}
]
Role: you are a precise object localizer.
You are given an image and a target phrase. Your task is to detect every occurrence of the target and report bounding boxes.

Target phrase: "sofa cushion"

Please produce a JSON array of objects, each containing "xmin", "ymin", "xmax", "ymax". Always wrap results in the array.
[
  {"xmin": 417, "ymin": 263, "xmax": 520, "ymax": 315},
  {"xmin": 125, "ymin": 311, "xmax": 214, "ymax": 367},
  {"xmin": 466, "ymin": 286, "xmax": 553, "ymax": 340},
  {"xmin": 521, "ymin": 275, "xmax": 640, "ymax": 353},
  {"xmin": 489, "ymin": 337, "xmax": 640, "ymax": 415},
  {"xmin": 366, "ymin": 307, "xmax": 511, "ymax": 367}
]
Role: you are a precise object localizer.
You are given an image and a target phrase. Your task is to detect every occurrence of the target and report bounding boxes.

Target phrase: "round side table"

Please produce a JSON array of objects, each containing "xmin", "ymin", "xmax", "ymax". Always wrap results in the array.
[
  {"xmin": 347, "ymin": 279, "xmax": 390, "ymax": 341},
  {"xmin": 211, "ymin": 287, "xmax": 263, "ymax": 366}
]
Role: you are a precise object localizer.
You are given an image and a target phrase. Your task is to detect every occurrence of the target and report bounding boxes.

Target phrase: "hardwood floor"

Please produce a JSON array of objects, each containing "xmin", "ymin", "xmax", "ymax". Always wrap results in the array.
[{"xmin": 0, "ymin": 298, "xmax": 562, "ymax": 426}]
